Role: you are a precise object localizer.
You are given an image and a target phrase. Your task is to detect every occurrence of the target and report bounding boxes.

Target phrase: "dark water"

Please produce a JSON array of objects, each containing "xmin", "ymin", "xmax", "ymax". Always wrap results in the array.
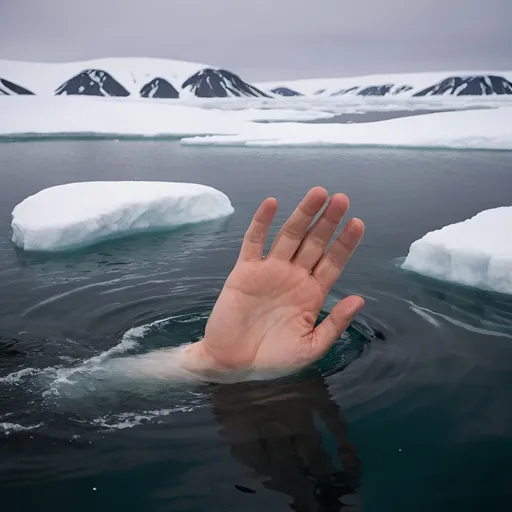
[{"xmin": 1, "ymin": 140, "xmax": 512, "ymax": 511}]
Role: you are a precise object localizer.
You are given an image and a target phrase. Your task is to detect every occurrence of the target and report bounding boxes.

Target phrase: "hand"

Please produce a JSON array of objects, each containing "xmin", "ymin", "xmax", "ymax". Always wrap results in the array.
[{"xmin": 185, "ymin": 186, "xmax": 365, "ymax": 379}]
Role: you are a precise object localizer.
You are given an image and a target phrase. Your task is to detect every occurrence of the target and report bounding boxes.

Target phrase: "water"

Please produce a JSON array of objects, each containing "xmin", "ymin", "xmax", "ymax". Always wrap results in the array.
[{"xmin": 1, "ymin": 140, "xmax": 512, "ymax": 511}]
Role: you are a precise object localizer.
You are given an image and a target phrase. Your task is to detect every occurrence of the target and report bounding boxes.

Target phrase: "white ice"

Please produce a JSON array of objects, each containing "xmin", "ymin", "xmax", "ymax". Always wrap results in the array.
[
  {"xmin": 0, "ymin": 96, "xmax": 332, "ymax": 137},
  {"xmin": 402, "ymin": 207, "xmax": 512, "ymax": 295},
  {"xmin": 11, "ymin": 181, "xmax": 234, "ymax": 252},
  {"xmin": 180, "ymin": 107, "xmax": 512, "ymax": 151}
]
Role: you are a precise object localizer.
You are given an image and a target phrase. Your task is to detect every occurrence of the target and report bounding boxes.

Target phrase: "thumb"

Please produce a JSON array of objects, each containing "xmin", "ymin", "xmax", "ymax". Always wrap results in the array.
[{"xmin": 312, "ymin": 295, "xmax": 365, "ymax": 360}]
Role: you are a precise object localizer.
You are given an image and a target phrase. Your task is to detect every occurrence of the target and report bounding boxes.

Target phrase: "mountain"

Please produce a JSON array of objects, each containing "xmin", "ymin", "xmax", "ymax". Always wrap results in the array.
[
  {"xmin": 331, "ymin": 84, "xmax": 413, "ymax": 96},
  {"xmin": 140, "ymin": 78, "xmax": 180, "ymax": 98},
  {"xmin": 331, "ymin": 86, "xmax": 359, "ymax": 96},
  {"xmin": 182, "ymin": 68, "xmax": 271, "ymax": 98},
  {"xmin": 271, "ymin": 87, "xmax": 303, "ymax": 97},
  {"xmin": 414, "ymin": 75, "xmax": 512, "ymax": 96},
  {"xmin": 55, "ymin": 69, "xmax": 131, "ymax": 96},
  {"xmin": 257, "ymin": 71, "xmax": 512, "ymax": 97},
  {"xmin": 0, "ymin": 78, "xmax": 34, "ymax": 95}
]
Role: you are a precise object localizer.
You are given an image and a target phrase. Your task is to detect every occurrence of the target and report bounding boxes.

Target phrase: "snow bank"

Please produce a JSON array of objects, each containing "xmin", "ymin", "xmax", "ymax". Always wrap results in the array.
[
  {"xmin": 402, "ymin": 207, "xmax": 512, "ymax": 295},
  {"xmin": 0, "ymin": 96, "xmax": 246, "ymax": 138},
  {"xmin": 11, "ymin": 181, "xmax": 234, "ymax": 252},
  {"xmin": 0, "ymin": 96, "xmax": 333, "ymax": 138},
  {"xmin": 180, "ymin": 107, "xmax": 512, "ymax": 151}
]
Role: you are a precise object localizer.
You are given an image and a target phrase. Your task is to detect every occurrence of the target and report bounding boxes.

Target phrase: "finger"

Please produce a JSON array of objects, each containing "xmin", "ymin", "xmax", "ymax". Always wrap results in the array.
[
  {"xmin": 267, "ymin": 186, "xmax": 328, "ymax": 261},
  {"xmin": 239, "ymin": 197, "xmax": 278, "ymax": 261},
  {"xmin": 312, "ymin": 218, "xmax": 365, "ymax": 291},
  {"xmin": 310, "ymin": 295, "xmax": 365, "ymax": 360},
  {"xmin": 292, "ymin": 193, "xmax": 350, "ymax": 271}
]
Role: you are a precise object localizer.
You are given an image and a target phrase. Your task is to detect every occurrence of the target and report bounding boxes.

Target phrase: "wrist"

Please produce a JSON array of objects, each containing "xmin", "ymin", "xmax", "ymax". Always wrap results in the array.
[{"xmin": 178, "ymin": 339, "xmax": 244, "ymax": 383}]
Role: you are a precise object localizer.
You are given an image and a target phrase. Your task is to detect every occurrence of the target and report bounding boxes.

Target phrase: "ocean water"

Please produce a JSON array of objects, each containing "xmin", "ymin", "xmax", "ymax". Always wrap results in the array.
[{"xmin": 1, "ymin": 140, "xmax": 512, "ymax": 511}]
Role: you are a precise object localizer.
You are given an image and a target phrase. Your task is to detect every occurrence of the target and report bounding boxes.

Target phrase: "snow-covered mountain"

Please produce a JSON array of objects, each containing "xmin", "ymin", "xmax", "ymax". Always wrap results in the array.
[
  {"xmin": 0, "ymin": 77, "xmax": 34, "ymax": 95},
  {"xmin": 413, "ymin": 75, "xmax": 512, "ymax": 96},
  {"xmin": 331, "ymin": 84, "xmax": 413, "ymax": 96},
  {"xmin": 257, "ymin": 71, "xmax": 512, "ymax": 98},
  {"xmin": 139, "ymin": 78, "xmax": 180, "ymax": 98},
  {"xmin": 271, "ymin": 87, "xmax": 303, "ymax": 97},
  {"xmin": 1, "ymin": 59, "xmax": 512, "ymax": 101},
  {"xmin": 182, "ymin": 68, "xmax": 270, "ymax": 98},
  {"xmin": 0, "ymin": 58, "xmax": 267, "ymax": 99},
  {"xmin": 55, "ymin": 69, "xmax": 130, "ymax": 96}
]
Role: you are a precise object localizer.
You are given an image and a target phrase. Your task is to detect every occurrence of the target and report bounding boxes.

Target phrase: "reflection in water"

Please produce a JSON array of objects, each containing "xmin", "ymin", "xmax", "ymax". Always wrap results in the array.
[{"xmin": 212, "ymin": 373, "xmax": 361, "ymax": 511}]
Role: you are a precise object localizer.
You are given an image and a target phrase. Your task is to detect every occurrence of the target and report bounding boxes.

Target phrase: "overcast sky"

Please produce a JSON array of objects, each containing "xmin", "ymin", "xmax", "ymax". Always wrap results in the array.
[{"xmin": 1, "ymin": 0, "xmax": 511, "ymax": 81}]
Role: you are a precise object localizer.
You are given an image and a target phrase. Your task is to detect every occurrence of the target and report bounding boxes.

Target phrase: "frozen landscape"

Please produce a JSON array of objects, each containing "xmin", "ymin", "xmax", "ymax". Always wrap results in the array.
[{"xmin": 1, "ymin": 58, "xmax": 512, "ymax": 152}]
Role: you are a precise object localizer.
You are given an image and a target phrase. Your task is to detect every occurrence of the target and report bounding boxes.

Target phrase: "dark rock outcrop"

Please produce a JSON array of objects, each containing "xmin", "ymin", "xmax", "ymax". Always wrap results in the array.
[
  {"xmin": 271, "ymin": 87, "xmax": 303, "ymax": 97},
  {"xmin": 182, "ymin": 68, "xmax": 270, "ymax": 98},
  {"xmin": 0, "ymin": 78, "xmax": 34, "ymax": 95},
  {"xmin": 331, "ymin": 86, "xmax": 360, "ymax": 96},
  {"xmin": 140, "ymin": 78, "xmax": 179, "ymax": 98},
  {"xmin": 55, "ymin": 69, "xmax": 130, "ymax": 97},
  {"xmin": 414, "ymin": 75, "xmax": 512, "ymax": 96},
  {"xmin": 392, "ymin": 85, "xmax": 413, "ymax": 94},
  {"xmin": 332, "ymin": 84, "xmax": 413, "ymax": 97}
]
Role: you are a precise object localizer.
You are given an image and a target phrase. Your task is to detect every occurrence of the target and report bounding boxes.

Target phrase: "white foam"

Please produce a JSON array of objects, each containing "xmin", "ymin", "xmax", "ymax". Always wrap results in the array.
[
  {"xmin": 0, "ymin": 422, "xmax": 42, "ymax": 435},
  {"xmin": 90, "ymin": 407, "xmax": 193, "ymax": 430},
  {"xmin": 11, "ymin": 181, "xmax": 234, "ymax": 252},
  {"xmin": 0, "ymin": 367, "xmax": 39, "ymax": 385},
  {"xmin": 402, "ymin": 206, "xmax": 512, "ymax": 295}
]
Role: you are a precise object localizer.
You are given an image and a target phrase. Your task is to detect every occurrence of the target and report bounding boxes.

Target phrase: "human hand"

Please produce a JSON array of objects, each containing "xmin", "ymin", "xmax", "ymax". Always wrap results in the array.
[{"xmin": 184, "ymin": 186, "xmax": 365, "ymax": 380}]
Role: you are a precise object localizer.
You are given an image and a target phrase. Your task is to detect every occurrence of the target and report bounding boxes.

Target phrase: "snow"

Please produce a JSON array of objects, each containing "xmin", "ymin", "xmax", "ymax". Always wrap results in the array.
[
  {"xmin": 2, "ymin": 97, "xmax": 512, "ymax": 151},
  {"xmin": 0, "ymin": 96, "xmax": 246, "ymax": 138},
  {"xmin": 180, "ymin": 107, "xmax": 512, "ymax": 150},
  {"xmin": 402, "ymin": 207, "xmax": 512, "ymax": 295},
  {"xmin": 11, "ymin": 181, "xmax": 234, "ymax": 252},
  {"xmin": 0, "ymin": 96, "xmax": 334, "ymax": 138}
]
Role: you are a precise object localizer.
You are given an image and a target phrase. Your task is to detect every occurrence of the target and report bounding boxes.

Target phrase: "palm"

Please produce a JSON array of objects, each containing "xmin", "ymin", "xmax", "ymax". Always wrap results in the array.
[{"xmin": 198, "ymin": 187, "xmax": 365, "ymax": 375}]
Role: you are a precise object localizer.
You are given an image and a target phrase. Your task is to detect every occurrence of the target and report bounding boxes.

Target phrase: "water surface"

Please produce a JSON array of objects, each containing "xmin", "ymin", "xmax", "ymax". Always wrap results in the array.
[{"xmin": 1, "ymin": 140, "xmax": 512, "ymax": 511}]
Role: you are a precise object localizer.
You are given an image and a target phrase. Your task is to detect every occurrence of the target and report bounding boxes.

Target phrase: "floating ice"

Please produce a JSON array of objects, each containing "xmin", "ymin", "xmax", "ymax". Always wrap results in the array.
[
  {"xmin": 402, "ymin": 206, "xmax": 512, "ymax": 295},
  {"xmin": 181, "ymin": 107, "xmax": 512, "ymax": 150},
  {"xmin": 11, "ymin": 181, "xmax": 234, "ymax": 252}
]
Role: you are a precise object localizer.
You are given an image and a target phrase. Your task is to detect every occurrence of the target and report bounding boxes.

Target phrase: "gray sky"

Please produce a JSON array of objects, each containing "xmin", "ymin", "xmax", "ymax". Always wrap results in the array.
[{"xmin": 1, "ymin": 0, "xmax": 511, "ymax": 81}]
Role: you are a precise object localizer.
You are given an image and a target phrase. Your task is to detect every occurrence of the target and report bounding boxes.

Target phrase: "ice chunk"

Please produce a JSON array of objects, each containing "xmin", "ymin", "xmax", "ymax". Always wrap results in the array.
[
  {"xmin": 11, "ymin": 181, "xmax": 234, "ymax": 252},
  {"xmin": 402, "ymin": 207, "xmax": 512, "ymax": 295}
]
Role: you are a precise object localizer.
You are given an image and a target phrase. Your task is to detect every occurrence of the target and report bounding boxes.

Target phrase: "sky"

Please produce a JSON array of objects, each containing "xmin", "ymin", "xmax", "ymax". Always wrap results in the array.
[{"xmin": 1, "ymin": 0, "xmax": 511, "ymax": 81}]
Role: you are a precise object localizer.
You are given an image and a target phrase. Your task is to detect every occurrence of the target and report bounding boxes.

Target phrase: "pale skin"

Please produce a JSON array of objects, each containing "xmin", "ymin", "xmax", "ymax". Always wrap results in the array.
[{"xmin": 178, "ymin": 186, "xmax": 366, "ymax": 380}]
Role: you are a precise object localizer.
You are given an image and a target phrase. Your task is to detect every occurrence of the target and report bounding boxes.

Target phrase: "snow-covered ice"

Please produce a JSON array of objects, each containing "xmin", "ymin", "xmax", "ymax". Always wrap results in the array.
[
  {"xmin": 0, "ymin": 96, "xmax": 332, "ymax": 138},
  {"xmin": 11, "ymin": 181, "xmax": 234, "ymax": 252},
  {"xmin": 0, "ymin": 96, "xmax": 246, "ymax": 138},
  {"xmin": 2, "ymin": 96, "xmax": 512, "ymax": 151},
  {"xmin": 402, "ymin": 207, "xmax": 512, "ymax": 295},
  {"xmin": 180, "ymin": 107, "xmax": 512, "ymax": 151}
]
